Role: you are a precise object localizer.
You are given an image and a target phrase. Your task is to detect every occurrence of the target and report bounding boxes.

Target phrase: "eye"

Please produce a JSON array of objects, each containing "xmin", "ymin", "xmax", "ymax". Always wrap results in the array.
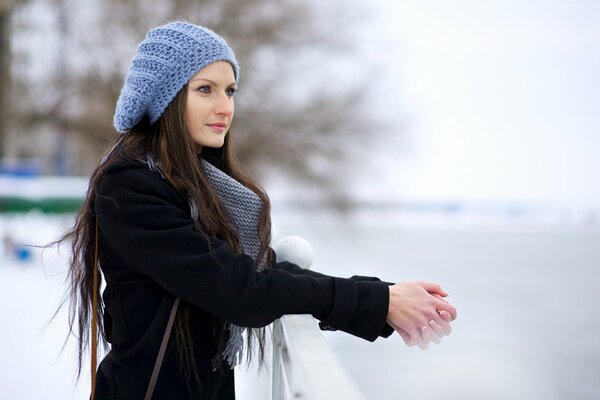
[
  {"xmin": 226, "ymin": 87, "xmax": 238, "ymax": 98},
  {"xmin": 196, "ymin": 85, "xmax": 211, "ymax": 94}
]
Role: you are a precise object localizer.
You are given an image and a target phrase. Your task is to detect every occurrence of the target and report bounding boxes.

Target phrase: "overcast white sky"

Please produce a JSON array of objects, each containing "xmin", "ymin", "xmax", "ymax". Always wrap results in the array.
[{"xmin": 354, "ymin": 0, "xmax": 600, "ymax": 208}]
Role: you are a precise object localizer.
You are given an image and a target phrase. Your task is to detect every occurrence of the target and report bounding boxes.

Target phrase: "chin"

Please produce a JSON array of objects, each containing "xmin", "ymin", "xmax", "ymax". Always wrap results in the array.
[
  {"xmin": 207, "ymin": 140, "xmax": 225, "ymax": 148},
  {"xmin": 192, "ymin": 132, "xmax": 227, "ymax": 149},
  {"xmin": 202, "ymin": 140, "xmax": 225, "ymax": 149}
]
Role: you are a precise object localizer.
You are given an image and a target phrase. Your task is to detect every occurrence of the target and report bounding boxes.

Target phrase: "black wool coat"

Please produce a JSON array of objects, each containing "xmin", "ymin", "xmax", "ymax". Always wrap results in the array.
[{"xmin": 93, "ymin": 161, "xmax": 393, "ymax": 399}]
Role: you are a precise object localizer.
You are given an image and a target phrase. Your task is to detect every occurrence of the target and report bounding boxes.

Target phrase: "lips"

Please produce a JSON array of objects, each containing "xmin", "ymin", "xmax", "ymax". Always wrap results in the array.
[{"xmin": 206, "ymin": 122, "xmax": 228, "ymax": 133}]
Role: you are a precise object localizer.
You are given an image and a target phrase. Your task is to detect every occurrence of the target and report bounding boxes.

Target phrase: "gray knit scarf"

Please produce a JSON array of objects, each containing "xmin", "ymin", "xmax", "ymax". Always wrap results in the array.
[{"xmin": 147, "ymin": 155, "xmax": 264, "ymax": 369}]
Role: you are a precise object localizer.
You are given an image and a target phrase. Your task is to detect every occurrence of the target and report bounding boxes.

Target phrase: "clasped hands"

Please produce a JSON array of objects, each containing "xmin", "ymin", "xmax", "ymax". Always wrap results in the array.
[{"xmin": 386, "ymin": 281, "xmax": 457, "ymax": 350}]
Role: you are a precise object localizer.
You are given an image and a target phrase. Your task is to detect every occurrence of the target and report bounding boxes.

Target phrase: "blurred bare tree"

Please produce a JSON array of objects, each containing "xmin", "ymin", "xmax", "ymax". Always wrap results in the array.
[
  {"xmin": 8, "ymin": 0, "xmax": 381, "ymax": 203},
  {"xmin": 0, "ymin": 0, "xmax": 21, "ymax": 160}
]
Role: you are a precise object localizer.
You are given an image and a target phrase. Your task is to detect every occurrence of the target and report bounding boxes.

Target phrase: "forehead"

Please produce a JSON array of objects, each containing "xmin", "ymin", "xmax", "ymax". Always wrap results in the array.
[{"xmin": 190, "ymin": 61, "xmax": 236, "ymax": 83}]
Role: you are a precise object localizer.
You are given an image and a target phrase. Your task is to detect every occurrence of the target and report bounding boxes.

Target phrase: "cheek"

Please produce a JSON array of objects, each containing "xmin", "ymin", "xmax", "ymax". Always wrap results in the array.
[
  {"xmin": 185, "ymin": 106, "xmax": 207, "ymax": 129},
  {"xmin": 183, "ymin": 110, "xmax": 195, "ymax": 133}
]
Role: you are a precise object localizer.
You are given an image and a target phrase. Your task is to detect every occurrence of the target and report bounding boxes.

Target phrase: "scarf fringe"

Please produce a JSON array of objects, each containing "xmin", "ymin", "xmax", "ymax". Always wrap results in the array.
[{"xmin": 222, "ymin": 323, "xmax": 245, "ymax": 367}]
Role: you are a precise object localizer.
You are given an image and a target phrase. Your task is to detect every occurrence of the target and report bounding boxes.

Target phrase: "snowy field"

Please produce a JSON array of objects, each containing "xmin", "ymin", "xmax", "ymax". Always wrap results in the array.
[
  {"xmin": 0, "ymin": 213, "xmax": 88, "ymax": 399},
  {"xmin": 1, "ymin": 212, "xmax": 600, "ymax": 399}
]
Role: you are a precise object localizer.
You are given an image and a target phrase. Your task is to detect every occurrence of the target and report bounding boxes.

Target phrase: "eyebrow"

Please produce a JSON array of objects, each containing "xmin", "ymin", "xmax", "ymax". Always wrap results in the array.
[{"xmin": 190, "ymin": 78, "xmax": 237, "ymax": 87}]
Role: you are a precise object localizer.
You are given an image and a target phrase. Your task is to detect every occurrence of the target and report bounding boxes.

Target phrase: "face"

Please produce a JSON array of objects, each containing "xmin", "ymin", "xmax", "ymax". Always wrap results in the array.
[{"xmin": 184, "ymin": 61, "xmax": 237, "ymax": 150}]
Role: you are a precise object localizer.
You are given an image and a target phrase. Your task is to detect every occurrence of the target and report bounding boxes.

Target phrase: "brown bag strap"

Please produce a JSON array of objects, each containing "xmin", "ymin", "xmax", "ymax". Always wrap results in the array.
[
  {"xmin": 144, "ymin": 297, "xmax": 180, "ymax": 400},
  {"xmin": 90, "ymin": 218, "xmax": 180, "ymax": 400}
]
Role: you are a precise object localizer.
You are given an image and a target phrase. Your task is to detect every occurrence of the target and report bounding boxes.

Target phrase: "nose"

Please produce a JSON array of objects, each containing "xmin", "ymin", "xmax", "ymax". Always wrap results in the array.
[{"xmin": 214, "ymin": 92, "xmax": 234, "ymax": 116}]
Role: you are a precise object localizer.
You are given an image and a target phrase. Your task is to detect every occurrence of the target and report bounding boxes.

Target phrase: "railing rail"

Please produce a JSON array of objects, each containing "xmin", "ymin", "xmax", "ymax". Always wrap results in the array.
[{"xmin": 271, "ymin": 314, "xmax": 366, "ymax": 400}]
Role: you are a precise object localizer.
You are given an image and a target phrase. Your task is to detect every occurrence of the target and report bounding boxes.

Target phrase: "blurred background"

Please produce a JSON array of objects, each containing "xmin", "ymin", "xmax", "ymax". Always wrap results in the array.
[{"xmin": 1, "ymin": 0, "xmax": 599, "ymax": 399}]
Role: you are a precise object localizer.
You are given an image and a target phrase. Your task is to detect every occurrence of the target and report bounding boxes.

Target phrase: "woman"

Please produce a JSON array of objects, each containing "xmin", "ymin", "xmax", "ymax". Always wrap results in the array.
[{"xmin": 62, "ymin": 21, "xmax": 457, "ymax": 399}]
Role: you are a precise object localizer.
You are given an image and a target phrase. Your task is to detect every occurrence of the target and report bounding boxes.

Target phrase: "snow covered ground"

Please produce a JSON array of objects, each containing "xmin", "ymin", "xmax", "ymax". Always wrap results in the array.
[{"xmin": 0, "ymin": 213, "xmax": 88, "ymax": 399}]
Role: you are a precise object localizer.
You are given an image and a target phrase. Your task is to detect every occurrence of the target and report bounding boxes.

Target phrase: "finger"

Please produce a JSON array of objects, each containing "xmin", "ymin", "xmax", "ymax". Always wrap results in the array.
[
  {"xmin": 388, "ymin": 321, "xmax": 417, "ymax": 347},
  {"xmin": 436, "ymin": 318, "xmax": 452, "ymax": 335},
  {"xmin": 397, "ymin": 328, "xmax": 413, "ymax": 345},
  {"xmin": 389, "ymin": 321, "xmax": 410, "ymax": 342},
  {"xmin": 435, "ymin": 311, "xmax": 453, "ymax": 335},
  {"xmin": 416, "ymin": 281, "xmax": 448, "ymax": 297},
  {"xmin": 423, "ymin": 323, "xmax": 442, "ymax": 344},
  {"xmin": 437, "ymin": 303, "xmax": 458, "ymax": 321},
  {"xmin": 428, "ymin": 319, "xmax": 445, "ymax": 340},
  {"xmin": 417, "ymin": 332, "xmax": 429, "ymax": 350},
  {"xmin": 420, "ymin": 325, "xmax": 434, "ymax": 347},
  {"xmin": 406, "ymin": 335, "xmax": 418, "ymax": 347},
  {"xmin": 408, "ymin": 329, "xmax": 426, "ymax": 349},
  {"xmin": 438, "ymin": 310, "xmax": 453, "ymax": 322},
  {"xmin": 432, "ymin": 293, "xmax": 449, "ymax": 304}
]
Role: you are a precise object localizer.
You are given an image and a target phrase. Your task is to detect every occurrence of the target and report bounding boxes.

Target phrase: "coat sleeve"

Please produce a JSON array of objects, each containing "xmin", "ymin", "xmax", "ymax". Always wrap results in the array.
[
  {"xmin": 270, "ymin": 250, "xmax": 395, "ymax": 338},
  {"xmin": 95, "ymin": 168, "xmax": 391, "ymax": 342}
]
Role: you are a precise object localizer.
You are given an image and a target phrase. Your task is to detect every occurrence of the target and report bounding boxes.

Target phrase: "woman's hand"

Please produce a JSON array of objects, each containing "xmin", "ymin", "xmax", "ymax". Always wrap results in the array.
[{"xmin": 386, "ymin": 281, "xmax": 457, "ymax": 349}]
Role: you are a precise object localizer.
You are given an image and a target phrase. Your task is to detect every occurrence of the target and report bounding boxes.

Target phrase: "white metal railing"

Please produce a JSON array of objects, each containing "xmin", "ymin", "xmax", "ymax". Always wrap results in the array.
[{"xmin": 271, "ymin": 314, "xmax": 366, "ymax": 400}]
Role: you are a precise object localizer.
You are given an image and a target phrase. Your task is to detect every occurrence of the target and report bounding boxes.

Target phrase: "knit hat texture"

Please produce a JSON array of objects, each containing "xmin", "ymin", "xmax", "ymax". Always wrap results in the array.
[{"xmin": 113, "ymin": 21, "xmax": 239, "ymax": 133}]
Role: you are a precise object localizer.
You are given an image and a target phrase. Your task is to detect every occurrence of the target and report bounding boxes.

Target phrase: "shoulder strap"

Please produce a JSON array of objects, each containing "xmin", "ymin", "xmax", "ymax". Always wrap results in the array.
[{"xmin": 144, "ymin": 297, "xmax": 180, "ymax": 400}]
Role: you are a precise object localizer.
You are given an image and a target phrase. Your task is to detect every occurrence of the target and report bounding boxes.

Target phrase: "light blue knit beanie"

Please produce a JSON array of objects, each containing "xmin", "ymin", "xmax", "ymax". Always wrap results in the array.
[{"xmin": 113, "ymin": 21, "xmax": 239, "ymax": 133}]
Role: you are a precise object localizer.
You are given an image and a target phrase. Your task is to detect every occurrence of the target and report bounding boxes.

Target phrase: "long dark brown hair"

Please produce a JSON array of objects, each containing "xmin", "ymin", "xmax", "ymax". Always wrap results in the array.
[{"xmin": 59, "ymin": 83, "xmax": 272, "ymax": 379}]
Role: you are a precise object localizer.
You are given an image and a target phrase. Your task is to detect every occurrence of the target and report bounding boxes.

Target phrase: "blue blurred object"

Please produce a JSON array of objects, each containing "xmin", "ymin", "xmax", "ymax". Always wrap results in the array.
[
  {"xmin": 0, "ymin": 163, "xmax": 40, "ymax": 177},
  {"xmin": 14, "ymin": 245, "xmax": 32, "ymax": 262},
  {"xmin": 2, "ymin": 236, "xmax": 33, "ymax": 263}
]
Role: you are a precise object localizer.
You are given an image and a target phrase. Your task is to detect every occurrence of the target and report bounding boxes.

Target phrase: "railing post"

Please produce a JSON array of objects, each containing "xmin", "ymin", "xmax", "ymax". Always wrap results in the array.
[
  {"xmin": 271, "ymin": 315, "xmax": 366, "ymax": 400},
  {"xmin": 271, "ymin": 319, "xmax": 285, "ymax": 400}
]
